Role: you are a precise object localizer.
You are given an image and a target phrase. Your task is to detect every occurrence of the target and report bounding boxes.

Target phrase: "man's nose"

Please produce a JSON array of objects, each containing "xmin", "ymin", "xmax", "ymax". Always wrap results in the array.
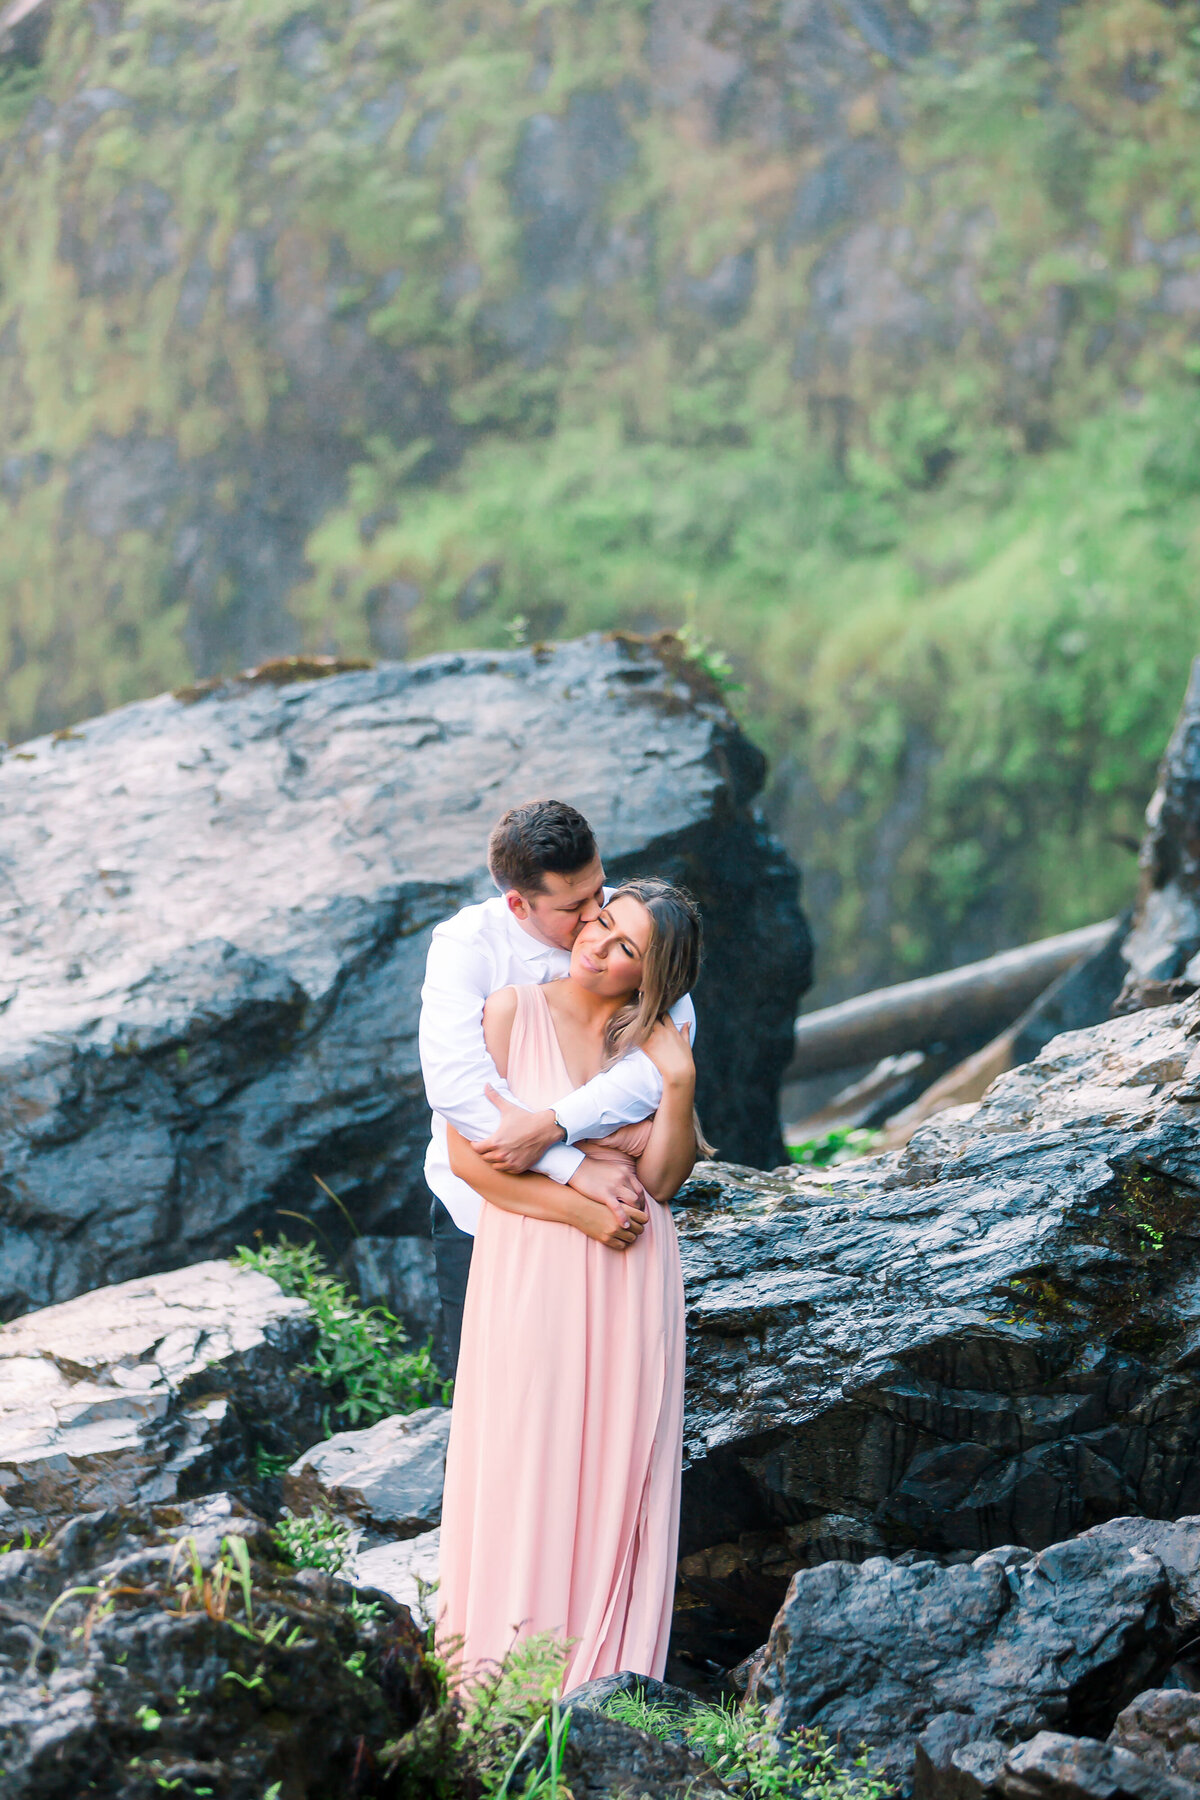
[{"xmin": 579, "ymin": 898, "xmax": 603, "ymax": 923}]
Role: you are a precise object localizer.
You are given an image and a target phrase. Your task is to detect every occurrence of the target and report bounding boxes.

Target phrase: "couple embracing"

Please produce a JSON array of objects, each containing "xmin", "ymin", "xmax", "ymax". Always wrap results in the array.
[{"xmin": 419, "ymin": 799, "xmax": 708, "ymax": 1690}]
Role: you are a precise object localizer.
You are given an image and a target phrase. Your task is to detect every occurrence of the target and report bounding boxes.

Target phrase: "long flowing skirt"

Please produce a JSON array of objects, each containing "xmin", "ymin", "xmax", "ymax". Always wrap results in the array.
[{"xmin": 437, "ymin": 1195, "xmax": 685, "ymax": 1689}]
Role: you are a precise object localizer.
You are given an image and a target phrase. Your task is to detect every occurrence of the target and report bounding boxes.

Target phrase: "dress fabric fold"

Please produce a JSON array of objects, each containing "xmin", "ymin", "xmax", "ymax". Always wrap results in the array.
[{"xmin": 437, "ymin": 982, "xmax": 686, "ymax": 1687}]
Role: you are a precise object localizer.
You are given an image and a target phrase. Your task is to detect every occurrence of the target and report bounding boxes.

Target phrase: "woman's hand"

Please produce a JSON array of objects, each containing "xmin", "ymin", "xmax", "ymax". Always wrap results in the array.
[
  {"xmin": 642, "ymin": 1017, "xmax": 694, "ymax": 1086},
  {"xmin": 569, "ymin": 1193, "xmax": 648, "ymax": 1251}
]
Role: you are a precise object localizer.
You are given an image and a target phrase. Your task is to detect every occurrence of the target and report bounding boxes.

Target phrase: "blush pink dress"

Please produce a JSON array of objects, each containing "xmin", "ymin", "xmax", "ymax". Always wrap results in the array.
[{"xmin": 437, "ymin": 983, "xmax": 686, "ymax": 1689}]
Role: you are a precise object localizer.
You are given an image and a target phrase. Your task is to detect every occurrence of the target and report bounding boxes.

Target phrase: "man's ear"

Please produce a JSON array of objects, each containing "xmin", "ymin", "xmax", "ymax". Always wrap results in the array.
[{"xmin": 505, "ymin": 889, "xmax": 531, "ymax": 922}]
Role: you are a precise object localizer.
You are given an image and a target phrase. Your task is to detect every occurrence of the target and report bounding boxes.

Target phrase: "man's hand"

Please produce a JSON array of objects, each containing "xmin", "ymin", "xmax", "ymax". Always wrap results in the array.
[
  {"xmin": 474, "ymin": 1085, "xmax": 563, "ymax": 1174},
  {"xmin": 568, "ymin": 1154, "xmax": 649, "ymax": 1232}
]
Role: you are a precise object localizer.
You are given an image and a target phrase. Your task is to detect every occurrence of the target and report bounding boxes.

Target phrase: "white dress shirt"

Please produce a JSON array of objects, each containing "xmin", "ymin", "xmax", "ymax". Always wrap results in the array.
[{"xmin": 420, "ymin": 893, "xmax": 697, "ymax": 1234}]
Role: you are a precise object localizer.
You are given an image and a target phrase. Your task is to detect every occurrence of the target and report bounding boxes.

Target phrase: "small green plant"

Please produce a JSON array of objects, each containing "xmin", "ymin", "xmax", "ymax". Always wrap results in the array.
[
  {"xmin": 676, "ymin": 624, "xmax": 743, "ymax": 692},
  {"xmin": 274, "ymin": 1507, "xmax": 352, "ymax": 1575},
  {"xmin": 254, "ymin": 1445, "xmax": 292, "ymax": 1482},
  {"xmin": 134, "ymin": 1705, "xmax": 162, "ymax": 1732},
  {"xmin": 347, "ymin": 1595, "xmax": 384, "ymax": 1627},
  {"xmin": 600, "ymin": 1692, "xmax": 894, "ymax": 1800},
  {"xmin": 788, "ymin": 1127, "xmax": 883, "ymax": 1168},
  {"xmin": 235, "ymin": 1236, "xmax": 451, "ymax": 1428}
]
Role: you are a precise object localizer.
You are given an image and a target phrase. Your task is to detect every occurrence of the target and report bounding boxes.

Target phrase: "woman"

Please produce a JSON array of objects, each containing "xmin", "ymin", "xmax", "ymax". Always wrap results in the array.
[{"xmin": 437, "ymin": 878, "xmax": 704, "ymax": 1690}]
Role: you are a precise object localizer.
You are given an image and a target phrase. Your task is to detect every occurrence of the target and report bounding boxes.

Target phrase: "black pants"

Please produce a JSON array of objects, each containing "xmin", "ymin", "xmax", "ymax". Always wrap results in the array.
[{"xmin": 430, "ymin": 1194, "xmax": 474, "ymax": 1378}]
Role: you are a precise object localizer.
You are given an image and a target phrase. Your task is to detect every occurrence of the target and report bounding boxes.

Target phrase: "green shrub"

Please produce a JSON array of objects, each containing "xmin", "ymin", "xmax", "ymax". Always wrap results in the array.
[
  {"xmin": 601, "ymin": 1690, "xmax": 894, "ymax": 1799},
  {"xmin": 235, "ymin": 1236, "xmax": 451, "ymax": 1429}
]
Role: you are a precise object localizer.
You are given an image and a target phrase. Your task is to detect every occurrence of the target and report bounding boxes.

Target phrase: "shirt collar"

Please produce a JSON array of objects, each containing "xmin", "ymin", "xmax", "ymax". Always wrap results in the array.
[{"xmin": 500, "ymin": 904, "xmax": 565, "ymax": 968}]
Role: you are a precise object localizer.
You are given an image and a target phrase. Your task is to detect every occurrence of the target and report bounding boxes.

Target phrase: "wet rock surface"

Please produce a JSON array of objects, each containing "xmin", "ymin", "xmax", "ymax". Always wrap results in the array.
[
  {"xmin": 0, "ymin": 636, "xmax": 810, "ymax": 1318},
  {"xmin": 284, "ymin": 1405, "xmax": 449, "ymax": 1538},
  {"xmin": 547, "ymin": 1705, "xmax": 732, "ymax": 1799},
  {"xmin": 991, "ymin": 1730, "xmax": 1200, "ymax": 1800},
  {"xmin": 1112, "ymin": 1690, "xmax": 1200, "ymax": 1784},
  {"xmin": 1119, "ymin": 657, "xmax": 1200, "ymax": 1013},
  {"xmin": 0, "ymin": 1262, "xmax": 320, "ymax": 1535},
  {"xmin": 672, "ymin": 992, "xmax": 1200, "ymax": 1659},
  {"xmin": 747, "ymin": 1517, "xmax": 1200, "ymax": 1787},
  {"xmin": 0, "ymin": 1492, "xmax": 433, "ymax": 1800}
]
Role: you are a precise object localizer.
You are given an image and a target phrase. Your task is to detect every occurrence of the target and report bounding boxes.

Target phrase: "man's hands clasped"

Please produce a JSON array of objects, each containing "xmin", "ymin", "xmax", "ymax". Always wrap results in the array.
[{"xmin": 473, "ymin": 1083, "xmax": 648, "ymax": 1249}]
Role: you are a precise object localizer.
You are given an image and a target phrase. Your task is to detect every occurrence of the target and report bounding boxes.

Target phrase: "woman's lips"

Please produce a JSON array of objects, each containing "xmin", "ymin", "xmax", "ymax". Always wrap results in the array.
[{"xmin": 579, "ymin": 953, "xmax": 601, "ymax": 973}]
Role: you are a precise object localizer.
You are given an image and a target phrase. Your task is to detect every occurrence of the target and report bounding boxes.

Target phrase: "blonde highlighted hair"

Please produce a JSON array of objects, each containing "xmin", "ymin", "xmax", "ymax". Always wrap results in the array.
[{"xmin": 601, "ymin": 878, "xmax": 715, "ymax": 1158}]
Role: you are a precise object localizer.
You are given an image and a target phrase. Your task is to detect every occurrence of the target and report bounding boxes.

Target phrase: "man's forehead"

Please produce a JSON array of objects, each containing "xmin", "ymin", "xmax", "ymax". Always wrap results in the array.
[{"xmin": 541, "ymin": 858, "xmax": 605, "ymax": 901}]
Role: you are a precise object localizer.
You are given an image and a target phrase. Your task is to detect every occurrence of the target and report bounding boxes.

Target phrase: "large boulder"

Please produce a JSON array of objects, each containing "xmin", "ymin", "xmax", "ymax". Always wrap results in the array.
[
  {"xmin": 284, "ymin": 1405, "xmax": 450, "ymax": 1538},
  {"xmin": 673, "ymin": 991, "xmax": 1200, "ymax": 1655},
  {"xmin": 0, "ymin": 1261, "xmax": 321, "ymax": 1533},
  {"xmin": 0, "ymin": 634, "xmax": 810, "ymax": 1317},
  {"xmin": 0, "ymin": 1492, "xmax": 434, "ymax": 1800},
  {"xmin": 747, "ymin": 1516, "xmax": 1200, "ymax": 1788}
]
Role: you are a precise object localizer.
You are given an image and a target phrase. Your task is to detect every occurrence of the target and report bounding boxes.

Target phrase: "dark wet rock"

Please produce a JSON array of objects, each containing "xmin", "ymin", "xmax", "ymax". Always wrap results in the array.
[
  {"xmin": 541, "ymin": 1704, "xmax": 731, "ymax": 1799},
  {"xmin": 1111, "ymin": 1691, "xmax": 1200, "ymax": 1784},
  {"xmin": 672, "ymin": 992, "xmax": 1200, "ymax": 1662},
  {"xmin": 1118, "ymin": 658, "xmax": 1200, "ymax": 1012},
  {"xmin": 345, "ymin": 1235, "xmax": 441, "ymax": 1348},
  {"xmin": 0, "ymin": 635, "xmax": 810, "ymax": 1317},
  {"xmin": 0, "ymin": 1262, "xmax": 321, "ymax": 1536},
  {"xmin": 995, "ymin": 1731, "xmax": 1200, "ymax": 1800},
  {"xmin": 0, "ymin": 1492, "xmax": 433, "ymax": 1800},
  {"xmin": 1010, "ymin": 913, "xmax": 1132, "ymax": 1066},
  {"xmin": 565, "ymin": 1670, "xmax": 706, "ymax": 1723},
  {"xmin": 749, "ymin": 1518, "xmax": 1200, "ymax": 1792},
  {"xmin": 284, "ymin": 1406, "xmax": 450, "ymax": 1538}
]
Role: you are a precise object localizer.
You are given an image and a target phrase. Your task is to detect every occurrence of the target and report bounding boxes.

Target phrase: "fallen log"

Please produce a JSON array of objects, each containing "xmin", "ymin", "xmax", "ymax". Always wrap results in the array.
[
  {"xmin": 788, "ymin": 918, "xmax": 1118, "ymax": 1078},
  {"xmin": 0, "ymin": 0, "xmax": 52, "ymax": 62}
]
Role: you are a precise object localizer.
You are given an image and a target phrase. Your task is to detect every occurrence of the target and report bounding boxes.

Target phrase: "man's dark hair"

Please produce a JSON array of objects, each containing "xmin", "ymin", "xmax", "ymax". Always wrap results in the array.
[{"xmin": 488, "ymin": 800, "xmax": 598, "ymax": 894}]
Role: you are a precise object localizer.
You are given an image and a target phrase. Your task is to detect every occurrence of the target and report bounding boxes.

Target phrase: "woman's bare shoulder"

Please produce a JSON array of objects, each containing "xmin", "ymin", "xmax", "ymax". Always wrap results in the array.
[
  {"xmin": 482, "ymin": 984, "xmax": 520, "ymax": 1027},
  {"xmin": 482, "ymin": 984, "xmax": 519, "ymax": 1075}
]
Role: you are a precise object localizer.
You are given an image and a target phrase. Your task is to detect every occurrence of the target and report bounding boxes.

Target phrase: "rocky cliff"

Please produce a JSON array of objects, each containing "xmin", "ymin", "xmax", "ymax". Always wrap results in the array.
[
  {"xmin": 2, "ymin": 0, "xmax": 1198, "ymax": 996},
  {"xmin": 0, "ymin": 634, "xmax": 809, "ymax": 1319},
  {"xmin": 673, "ymin": 987, "xmax": 1200, "ymax": 1662}
]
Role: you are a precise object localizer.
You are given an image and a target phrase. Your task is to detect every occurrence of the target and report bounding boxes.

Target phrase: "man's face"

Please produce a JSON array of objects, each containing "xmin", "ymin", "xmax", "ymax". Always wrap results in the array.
[{"xmin": 506, "ymin": 854, "xmax": 606, "ymax": 952}]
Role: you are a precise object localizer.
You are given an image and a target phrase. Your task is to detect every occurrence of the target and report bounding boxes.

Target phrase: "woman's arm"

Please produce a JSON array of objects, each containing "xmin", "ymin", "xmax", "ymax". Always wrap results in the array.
[
  {"xmin": 635, "ymin": 1019, "xmax": 698, "ymax": 1202},
  {"xmin": 447, "ymin": 1125, "xmax": 646, "ymax": 1250}
]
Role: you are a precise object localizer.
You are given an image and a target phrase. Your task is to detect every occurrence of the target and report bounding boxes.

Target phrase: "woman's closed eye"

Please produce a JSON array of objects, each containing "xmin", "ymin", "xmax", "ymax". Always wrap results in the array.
[{"xmin": 598, "ymin": 912, "xmax": 638, "ymax": 958}]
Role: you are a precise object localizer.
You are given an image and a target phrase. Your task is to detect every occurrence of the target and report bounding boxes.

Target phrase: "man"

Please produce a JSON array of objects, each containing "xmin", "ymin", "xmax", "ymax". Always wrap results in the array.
[{"xmin": 419, "ymin": 798, "xmax": 697, "ymax": 1373}]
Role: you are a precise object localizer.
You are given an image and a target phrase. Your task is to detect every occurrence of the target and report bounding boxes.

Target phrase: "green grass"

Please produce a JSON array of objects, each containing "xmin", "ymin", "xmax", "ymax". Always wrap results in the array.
[
  {"xmin": 601, "ymin": 1689, "xmax": 894, "ymax": 1799},
  {"xmin": 234, "ymin": 1236, "xmax": 451, "ymax": 1429}
]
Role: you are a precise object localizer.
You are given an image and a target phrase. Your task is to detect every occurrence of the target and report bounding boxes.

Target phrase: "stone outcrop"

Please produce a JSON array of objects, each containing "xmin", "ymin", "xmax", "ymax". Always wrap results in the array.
[
  {"xmin": 0, "ymin": 1492, "xmax": 434, "ymax": 1800},
  {"xmin": 1118, "ymin": 658, "xmax": 1200, "ymax": 1014},
  {"xmin": 747, "ymin": 1515, "xmax": 1200, "ymax": 1788},
  {"xmin": 0, "ymin": 636, "xmax": 810, "ymax": 1318},
  {"xmin": 1113, "ymin": 1691, "xmax": 1200, "ymax": 1784},
  {"xmin": 673, "ymin": 990, "xmax": 1200, "ymax": 1658},
  {"xmin": 284, "ymin": 1405, "xmax": 449, "ymax": 1538},
  {"xmin": 0, "ymin": 1262, "xmax": 321, "ymax": 1533}
]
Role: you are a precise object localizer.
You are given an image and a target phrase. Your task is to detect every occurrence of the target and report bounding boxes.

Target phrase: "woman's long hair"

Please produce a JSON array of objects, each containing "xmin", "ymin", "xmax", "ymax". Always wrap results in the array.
[{"xmin": 601, "ymin": 878, "xmax": 715, "ymax": 1158}]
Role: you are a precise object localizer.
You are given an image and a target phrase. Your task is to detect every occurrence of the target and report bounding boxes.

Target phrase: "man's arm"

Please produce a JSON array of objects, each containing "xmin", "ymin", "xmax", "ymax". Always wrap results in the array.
[
  {"xmin": 552, "ymin": 993, "xmax": 697, "ymax": 1143},
  {"xmin": 418, "ymin": 929, "xmax": 584, "ymax": 1183},
  {"xmin": 474, "ymin": 993, "xmax": 697, "ymax": 1168}
]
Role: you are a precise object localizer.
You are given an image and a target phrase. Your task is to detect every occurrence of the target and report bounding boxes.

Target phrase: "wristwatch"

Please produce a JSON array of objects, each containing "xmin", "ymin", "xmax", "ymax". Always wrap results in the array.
[{"xmin": 551, "ymin": 1109, "xmax": 569, "ymax": 1144}]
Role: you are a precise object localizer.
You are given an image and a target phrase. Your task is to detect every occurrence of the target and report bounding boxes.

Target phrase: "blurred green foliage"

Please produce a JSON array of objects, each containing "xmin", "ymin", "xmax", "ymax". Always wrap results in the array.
[{"xmin": 1, "ymin": 0, "xmax": 1199, "ymax": 987}]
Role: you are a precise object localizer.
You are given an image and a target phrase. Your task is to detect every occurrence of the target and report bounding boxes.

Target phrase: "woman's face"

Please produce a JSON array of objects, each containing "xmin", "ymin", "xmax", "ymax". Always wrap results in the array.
[{"xmin": 570, "ymin": 894, "xmax": 653, "ymax": 999}]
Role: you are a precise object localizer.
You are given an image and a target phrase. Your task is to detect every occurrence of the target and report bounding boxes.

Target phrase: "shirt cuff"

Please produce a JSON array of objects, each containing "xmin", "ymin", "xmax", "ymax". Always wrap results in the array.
[
  {"xmin": 536, "ymin": 1140, "xmax": 585, "ymax": 1183},
  {"xmin": 551, "ymin": 1088, "xmax": 602, "ymax": 1145}
]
